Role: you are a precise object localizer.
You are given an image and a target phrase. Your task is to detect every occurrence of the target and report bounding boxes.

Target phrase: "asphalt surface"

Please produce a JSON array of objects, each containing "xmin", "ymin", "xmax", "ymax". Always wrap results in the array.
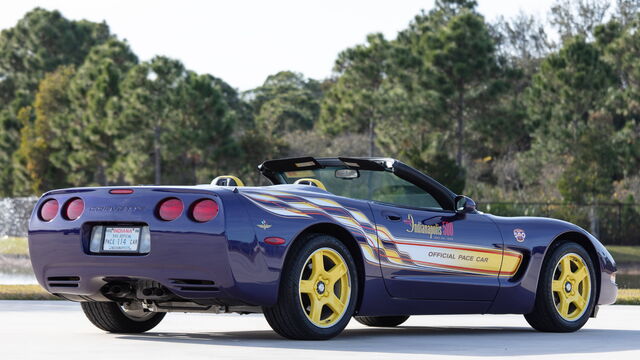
[{"xmin": 1, "ymin": 301, "xmax": 639, "ymax": 360}]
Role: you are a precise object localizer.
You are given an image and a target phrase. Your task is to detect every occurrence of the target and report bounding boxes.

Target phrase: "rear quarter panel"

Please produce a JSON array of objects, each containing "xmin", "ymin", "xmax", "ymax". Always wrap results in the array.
[{"xmin": 236, "ymin": 185, "xmax": 385, "ymax": 309}]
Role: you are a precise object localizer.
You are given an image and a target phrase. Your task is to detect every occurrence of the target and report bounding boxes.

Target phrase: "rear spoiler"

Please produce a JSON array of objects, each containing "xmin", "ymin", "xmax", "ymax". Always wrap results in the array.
[
  {"xmin": 259, "ymin": 157, "xmax": 322, "ymax": 172},
  {"xmin": 259, "ymin": 157, "xmax": 391, "ymax": 173}
]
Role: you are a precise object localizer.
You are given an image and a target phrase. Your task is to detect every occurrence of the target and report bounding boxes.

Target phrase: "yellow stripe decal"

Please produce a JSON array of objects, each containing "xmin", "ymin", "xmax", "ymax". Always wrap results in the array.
[{"xmin": 243, "ymin": 190, "xmax": 523, "ymax": 277}]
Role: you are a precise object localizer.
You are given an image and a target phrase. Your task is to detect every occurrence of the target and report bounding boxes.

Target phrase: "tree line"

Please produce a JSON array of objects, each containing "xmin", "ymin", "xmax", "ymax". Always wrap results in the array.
[{"xmin": 0, "ymin": 0, "xmax": 639, "ymax": 210}]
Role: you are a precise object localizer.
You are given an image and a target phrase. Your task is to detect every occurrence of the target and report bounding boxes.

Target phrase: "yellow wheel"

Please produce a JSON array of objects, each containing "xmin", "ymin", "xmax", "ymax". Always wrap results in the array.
[
  {"xmin": 551, "ymin": 253, "xmax": 591, "ymax": 321},
  {"xmin": 299, "ymin": 248, "xmax": 351, "ymax": 328},
  {"xmin": 525, "ymin": 242, "xmax": 596, "ymax": 332},
  {"xmin": 263, "ymin": 234, "xmax": 358, "ymax": 340}
]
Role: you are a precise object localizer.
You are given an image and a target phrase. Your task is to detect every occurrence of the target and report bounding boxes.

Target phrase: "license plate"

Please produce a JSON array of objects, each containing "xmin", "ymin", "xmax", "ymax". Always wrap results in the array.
[{"xmin": 102, "ymin": 227, "xmax": 141, "ymax": 252}]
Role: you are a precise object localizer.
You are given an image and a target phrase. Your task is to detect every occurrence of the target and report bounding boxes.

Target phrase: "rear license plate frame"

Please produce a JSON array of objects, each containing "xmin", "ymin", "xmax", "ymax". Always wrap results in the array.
[{"xmin": 101, "ymin": 226, "xmax": 143, "ymax": 253}]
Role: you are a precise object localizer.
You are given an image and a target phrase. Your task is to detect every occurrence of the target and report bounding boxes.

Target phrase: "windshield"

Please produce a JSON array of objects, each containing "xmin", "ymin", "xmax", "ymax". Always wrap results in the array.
[{"xmin": 279, "ymin": 167, "xmax": 443, "ymax": 210}]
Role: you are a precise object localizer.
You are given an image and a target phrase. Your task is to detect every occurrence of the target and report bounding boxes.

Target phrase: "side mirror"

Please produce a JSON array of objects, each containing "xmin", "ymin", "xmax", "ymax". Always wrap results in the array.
[{"xmin": 455, "ymin": 195, "xmax": 476, "ymax": 214}]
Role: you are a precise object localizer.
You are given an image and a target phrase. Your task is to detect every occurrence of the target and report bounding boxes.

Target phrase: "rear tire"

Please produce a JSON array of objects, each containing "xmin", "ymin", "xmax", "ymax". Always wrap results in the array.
[
  {"xmin": 263, "ymin": 233, "xmax": 358, "ymax": 340},
  {"xmin": 354, "ymin": 315, "xmax": 409, "ymax": 327},
  {"xmin": 81, "ymin": 302, "xmax": 165, "ymax": 333},
  {"xmin": 524, "ymin": 242, "xmax": 596, "ymax": 332}
]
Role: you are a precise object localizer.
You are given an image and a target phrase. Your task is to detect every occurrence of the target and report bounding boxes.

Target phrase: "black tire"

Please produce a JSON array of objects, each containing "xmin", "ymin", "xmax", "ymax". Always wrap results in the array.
[
  {"xmin": 354, "ymin": 315, "xmax": 410, "ymax": 327},
  {"xmin": 524, "ymin": 242, "xmax": 596, "ymax": 332},
  {"xmin": 81, "ymin": 302, "xmax": 165, "ymax": 333},
  {"xmin": 263, "ymin": 233, "xmax": 358, "ymax": 340}
]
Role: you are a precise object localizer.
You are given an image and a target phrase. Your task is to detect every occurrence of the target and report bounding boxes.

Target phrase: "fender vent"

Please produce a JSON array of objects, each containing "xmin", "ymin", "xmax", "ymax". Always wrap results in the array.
[
  {"xmin": 47, "ymin": 276, "xmax": 80, "ymax": 288},
  {"xmin": 169, "ymin": 279, "xmax": 218, "ymax": 292}
]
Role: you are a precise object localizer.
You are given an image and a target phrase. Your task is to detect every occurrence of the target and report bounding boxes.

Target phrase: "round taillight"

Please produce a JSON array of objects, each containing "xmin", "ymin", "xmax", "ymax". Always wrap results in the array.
[
  {"xmin": 158, "ymin": 198, "xmax": 183, "ymax": 221},
  {"xmin": 64, "ymin": 198, "xmax": 84, "ymax": 220},
  {"xmin": 40, "ymin": 199, "xmax": 59, "ymax": 222},
  {"xmin": 191, "ymin": 199, "xmax": 219, "ymax": 223}
]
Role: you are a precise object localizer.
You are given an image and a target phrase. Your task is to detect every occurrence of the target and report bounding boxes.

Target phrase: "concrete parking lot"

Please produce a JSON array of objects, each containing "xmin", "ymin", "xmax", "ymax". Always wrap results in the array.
[{"xmin": 1, "ymin": 301, "xmax": 639, "ymax": 359}]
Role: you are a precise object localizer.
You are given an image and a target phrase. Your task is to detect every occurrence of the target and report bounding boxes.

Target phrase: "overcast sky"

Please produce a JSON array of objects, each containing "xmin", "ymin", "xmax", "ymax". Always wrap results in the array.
[{"xmin": 1, "ymin": 0, "xmax": 557, "ymax": 91}]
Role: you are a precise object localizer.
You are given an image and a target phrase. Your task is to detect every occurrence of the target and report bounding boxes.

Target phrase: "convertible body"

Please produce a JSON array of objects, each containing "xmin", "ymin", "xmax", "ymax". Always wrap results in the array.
[{"xmin": 28, "ymin": 157, "xmax": 617, "ymax": 337}]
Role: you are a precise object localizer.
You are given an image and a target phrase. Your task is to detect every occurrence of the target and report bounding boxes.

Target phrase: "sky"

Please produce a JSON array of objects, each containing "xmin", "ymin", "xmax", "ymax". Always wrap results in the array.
[{"xmin": 0, "ymin": 0, "xmax": 557, "ymax": 91}]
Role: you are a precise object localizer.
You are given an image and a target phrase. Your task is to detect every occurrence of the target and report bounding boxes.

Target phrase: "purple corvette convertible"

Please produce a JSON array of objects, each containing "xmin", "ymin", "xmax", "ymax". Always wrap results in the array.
[{"xmin": 28, "ymin": 157, "xmax": 617, "ymax": 339}]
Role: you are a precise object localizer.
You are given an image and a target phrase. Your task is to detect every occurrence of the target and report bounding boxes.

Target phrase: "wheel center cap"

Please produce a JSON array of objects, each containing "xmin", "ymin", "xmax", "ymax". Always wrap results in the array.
[
  {"xmin": 317, "ymin": 281, "xmax": 326, "ymax": 294},
  {"xmin": 565, "ymin": 282, "xmax": 572, "ymax": 292}
]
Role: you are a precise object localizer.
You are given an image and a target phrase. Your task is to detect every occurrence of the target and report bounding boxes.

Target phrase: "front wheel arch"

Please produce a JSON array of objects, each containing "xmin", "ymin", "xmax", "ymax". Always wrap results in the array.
[
  {"xmin": 284, "ymin": 223, "xmax": 366, "ymax": 314},
  {"xmin": 540, "ymin": 231, "xmax": 601, "ymax": 311}
]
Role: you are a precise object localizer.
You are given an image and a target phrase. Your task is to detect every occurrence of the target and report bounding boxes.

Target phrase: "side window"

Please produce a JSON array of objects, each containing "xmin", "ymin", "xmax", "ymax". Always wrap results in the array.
[
  {"xmin": 281, "ymin": 167, "xmax": 444, "ymax": 210},
  {"xmin": 370, "ymin": 174, "xmax": 443, "ymax": 210}
]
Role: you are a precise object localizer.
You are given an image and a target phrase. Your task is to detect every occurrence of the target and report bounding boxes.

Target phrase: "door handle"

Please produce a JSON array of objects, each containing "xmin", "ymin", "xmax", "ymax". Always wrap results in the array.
[{"xmin": 385, "ymin": 214, "xmax": 402, "ymax": 221}]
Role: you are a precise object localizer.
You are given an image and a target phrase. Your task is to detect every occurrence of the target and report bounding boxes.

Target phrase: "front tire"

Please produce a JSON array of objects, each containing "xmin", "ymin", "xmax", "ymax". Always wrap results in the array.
[
  {"xmin": 263, "ymin": 234, "xmax": 358, "ymax": 340},
  {"xmin": 525, "ymin": 242, "xmax": 596, "ymax": 332},
  {"xmin": 81, "ymin": 302, "xmax": 165, "ymax": 333},
  {"xmin": 354, "ymin": 315, "xmax": 410, "ymax": 327}
]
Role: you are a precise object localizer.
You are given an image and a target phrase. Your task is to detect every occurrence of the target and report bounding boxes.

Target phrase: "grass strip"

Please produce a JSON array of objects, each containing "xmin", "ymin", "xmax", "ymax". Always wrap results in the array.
[
  {"xmin": 3, "ymin": 238, "xmax": 640, "ymax": 262},
  {"xmin": 0, "ymin": 236, "xmax": 29, "ymax": 256},
  {"xmin": 3, "ymin": 239, "xmax": 640, "ymax": 262},
  {"xmin": 616, "ymin": 288, "xmax": 640, "ymax": 305},
  {"xmin": 2, "ymin": 238, "xmax": 640, "ymax": 304},
  {"xmin": 605, "ymin": 246, "xmax": 640, "ymax": 264},
  {"xmin": 0, "ymin": 285, "xmax": 638, "ymax": 305},
  {"xmin": 0, "ymin": 284, "xmax": 60, "ymax": 300}
]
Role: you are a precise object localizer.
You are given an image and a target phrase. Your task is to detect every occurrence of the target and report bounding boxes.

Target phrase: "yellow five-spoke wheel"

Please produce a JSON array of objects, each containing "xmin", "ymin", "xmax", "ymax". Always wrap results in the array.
[
  {"xmin": 525, "ymin": 242, "xmax": 596, "ymax": 332},
  {"xmin": 263, "ymin": 234, "xmax": 358, "ymax": 340},
  {"xmin": 552, "ymin": 253, "xmax": 591, "ymax": 321},
  {"xmin": 299, "ymin": 248, "xmax": 351, "ymax": 327}
]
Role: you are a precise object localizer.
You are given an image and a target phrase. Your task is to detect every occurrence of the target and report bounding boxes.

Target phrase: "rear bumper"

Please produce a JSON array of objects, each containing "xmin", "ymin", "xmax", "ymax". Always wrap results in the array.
[{"xmin": 29, "ymin": 229, "xmax": 245, "ymax": 303}]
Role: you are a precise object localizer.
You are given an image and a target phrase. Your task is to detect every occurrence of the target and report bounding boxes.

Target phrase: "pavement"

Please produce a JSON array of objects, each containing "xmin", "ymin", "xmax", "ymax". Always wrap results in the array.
[{"xmin": 1, "ymin": 301, "xmax": 639, "ymax": 360}]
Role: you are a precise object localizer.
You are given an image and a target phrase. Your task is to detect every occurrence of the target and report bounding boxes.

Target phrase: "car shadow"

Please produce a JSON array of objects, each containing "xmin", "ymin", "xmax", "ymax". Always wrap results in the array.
[{"xmin": 118, "ymin": 325, "xmax": 640, "ymax": 356}]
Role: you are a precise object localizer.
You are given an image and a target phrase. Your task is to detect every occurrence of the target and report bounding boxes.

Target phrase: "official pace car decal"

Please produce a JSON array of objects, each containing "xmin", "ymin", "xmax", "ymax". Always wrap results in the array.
[{"xmin": 241, "ymin": 190, "xmax": 522, "ymax": 277}]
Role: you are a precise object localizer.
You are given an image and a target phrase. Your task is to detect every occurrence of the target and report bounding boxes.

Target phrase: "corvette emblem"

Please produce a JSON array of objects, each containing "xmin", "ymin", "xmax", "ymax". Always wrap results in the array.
[
  {"xmin": 513, "ymin": 228, "xmax": 526, "ymax": 242},
  {"xmin": 257, "ymin": 220, "xmax": 272, "ymax": 229},
  {"xmin": 88, "ymin": 206, "xmax": 145, "ymax": 213}
]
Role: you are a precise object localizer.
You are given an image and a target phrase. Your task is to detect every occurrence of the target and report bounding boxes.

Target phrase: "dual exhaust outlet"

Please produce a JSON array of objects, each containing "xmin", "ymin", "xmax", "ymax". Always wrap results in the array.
[{"xmin": 103, "ymin": 282, "xmax": 170, "ymax": 300}]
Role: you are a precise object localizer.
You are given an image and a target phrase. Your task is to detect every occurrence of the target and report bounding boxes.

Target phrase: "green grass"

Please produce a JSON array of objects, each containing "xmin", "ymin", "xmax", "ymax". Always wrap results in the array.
[
  {"xmin": 1, "ymin": 238, "xmax": 638, "ymax": 262},
  {"xmin": 605, "ymin": 246, "xmax": 640, "ymax": 264},
  {"xmin": 1, "ymin": 238, "xmax": 637, "ymax": 260},
  {"xmin": 0, "ymin": 238, "xmax": 637, "ymax": 303},
  {"xmin": 0, "ymin": 236, "xmax": 28, "ymax": 256},
  {"xmin": 0, "ymin": 285, "xmax": 59, "ymax": 300},
  {"xmin": 616, "ymin": 289, "xmax": 640, "ymax": 305}
]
